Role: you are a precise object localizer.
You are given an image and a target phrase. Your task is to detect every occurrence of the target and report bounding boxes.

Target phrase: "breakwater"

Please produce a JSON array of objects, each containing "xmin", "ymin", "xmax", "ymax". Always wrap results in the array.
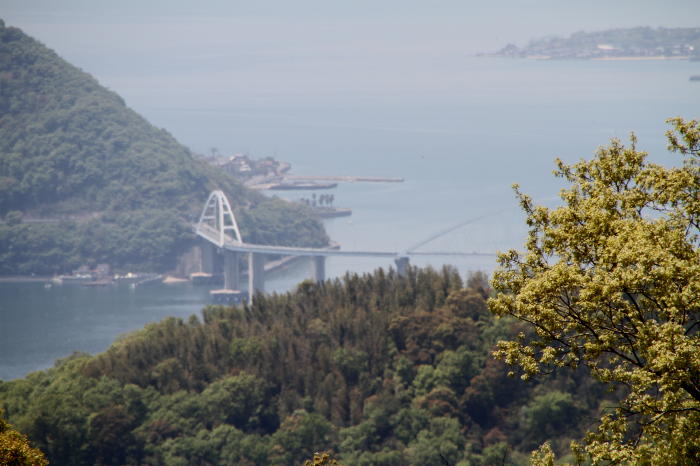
[{"xmin": 284, "ymin": 175, "xmax": 404, "ymax": 183}]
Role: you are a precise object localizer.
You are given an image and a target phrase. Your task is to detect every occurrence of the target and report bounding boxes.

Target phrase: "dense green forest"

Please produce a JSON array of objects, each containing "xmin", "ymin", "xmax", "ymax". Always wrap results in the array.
[
  {"xmin": 0, "ymin": 267, "xmax": 611, "ymax": 465},
  {"xmin": 0, "ymin": 19, "xmax": 327, "ymax": 274}
]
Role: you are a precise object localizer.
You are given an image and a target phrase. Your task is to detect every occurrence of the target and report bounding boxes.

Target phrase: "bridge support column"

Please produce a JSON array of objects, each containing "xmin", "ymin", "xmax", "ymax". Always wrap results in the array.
[
  {"xmin": 312, "ymin": 256, "xmax": 326, "ymax": 283},
  {"xmin": 394, "ymin": 256, "xmax": 410, "ymax": 277},
  {"xmin": 223, "ymin": 251, "xmax": 240, "ymax": 290},
  {"xmin": 248, "ymin": 252, "xmax": 265, "ymax": 298},
  {"xmin": 201, "ymin": 242, "xmax": 215, "ymax": 274}
]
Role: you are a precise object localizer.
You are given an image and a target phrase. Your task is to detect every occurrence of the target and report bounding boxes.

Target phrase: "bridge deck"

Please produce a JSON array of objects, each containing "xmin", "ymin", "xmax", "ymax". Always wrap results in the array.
[
  {"xmin": 194, "ymin": 191, "xmax": 498, "ymax": 262},
  {"xmin": 196, "ymin": 225, "xmax": 493, "ymax": 258}
]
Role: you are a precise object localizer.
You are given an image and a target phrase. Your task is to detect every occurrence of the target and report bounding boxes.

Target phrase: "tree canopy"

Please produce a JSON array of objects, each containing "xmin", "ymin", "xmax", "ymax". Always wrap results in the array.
[
  {"xmin": 490, "ymin": 118, "xmax": 700, "ymax": 464},
  {"xmin": 1, "ymin": 266, "xmax": 611, "ymax": 465}
]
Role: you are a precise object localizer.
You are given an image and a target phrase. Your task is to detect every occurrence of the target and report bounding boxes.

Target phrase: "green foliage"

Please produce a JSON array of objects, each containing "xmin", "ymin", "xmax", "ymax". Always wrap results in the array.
[
  {"xmin": 405, "ymin": 416, "xmax": 463, "ymax": 466},
  {"xmin": 199, "ymin": 373, "xmax": 267, "ymax": 430},
  {"xmin": 0, "ymin": 265, "xmax": 608, "ymax": 465},
  {"xmin": 158, "ymin": 425, "xmax": 269, "ymax": 466},
  {"xmin": 270, "ymin": 410, "xmax": 336, "ymax": 465},
  {"xmin": 490, "ymin": 118, "xmax": 700, "ymax": 463},
  {"xmin": 238, "ymin": 197, "xmax": 329, "ymax": 248},
  {"xmin": 518, "ymin": 391, "xmax": 581, "ymax": 448},
  {"xmin": 0, "ymin": 21, "xmax": 214, "ymax": 214},
  {"xmin": 0, "ymin": 21, "xmax": 327, "ymax": 274},
  {"xmin": 0, "ymin": 408, "xmax": 48, "ymax": 466}
]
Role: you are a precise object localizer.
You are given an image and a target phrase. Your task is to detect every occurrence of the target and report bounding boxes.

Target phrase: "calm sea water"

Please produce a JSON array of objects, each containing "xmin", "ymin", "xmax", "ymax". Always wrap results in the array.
[{"xmin": 1, "ymin": 58, "xmax": 698, "ymax": 380}]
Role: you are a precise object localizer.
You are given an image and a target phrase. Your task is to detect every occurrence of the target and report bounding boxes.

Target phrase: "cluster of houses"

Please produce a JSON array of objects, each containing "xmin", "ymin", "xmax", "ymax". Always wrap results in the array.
[
  {"xmin": 51, "ymin": 264, "xmax": 111, "ymax": 285},
  {"xmin": 206, "ymin": 154, "xmax": 290, "ymax": 180}
]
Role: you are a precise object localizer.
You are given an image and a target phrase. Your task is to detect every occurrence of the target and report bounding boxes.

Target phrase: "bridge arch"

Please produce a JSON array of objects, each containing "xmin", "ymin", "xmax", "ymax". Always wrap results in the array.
[{"xmin": 196, "ymin": 190, "xmax": 243, "ymax": 247}]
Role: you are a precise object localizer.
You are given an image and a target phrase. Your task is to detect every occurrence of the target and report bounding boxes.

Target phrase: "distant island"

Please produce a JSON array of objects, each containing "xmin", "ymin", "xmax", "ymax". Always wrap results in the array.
[{"xmin": 488, "ymin": 26, "xmax": 700, "ymax": 60}]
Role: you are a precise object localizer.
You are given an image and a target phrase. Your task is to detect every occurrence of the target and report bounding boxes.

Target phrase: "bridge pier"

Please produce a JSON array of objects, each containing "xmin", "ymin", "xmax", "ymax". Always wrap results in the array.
[
  {"xmin": 248, "ymin": 252, "xmax": 265, "ymax": 298},
  {"xmin": 223, "ymin": 250, "xmax": 241, "ymax": 290},
  {"xmin": 312, "ymin": 255, "xmax": 326, "ymax": 283},
  {"xmin": 201, "ymin": 242, "xmax": 215, "ymax": 275},
  {"xmin": 191, "ymin": 242, "xmax": 218, "ymax": 285},
  {"xmin": 394, "ymin": 256, "xmax": 410, "ymax": 277}
]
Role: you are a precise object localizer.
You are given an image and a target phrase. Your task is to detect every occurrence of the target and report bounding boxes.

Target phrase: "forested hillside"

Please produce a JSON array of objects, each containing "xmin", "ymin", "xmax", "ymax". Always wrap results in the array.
[
  {"xmin": 0, "ymin": 19, "xmax": 327, "ymax": 274},
  {"xmin": 0, "ymin": 267, "xmax": 610, "ymax": 465}
]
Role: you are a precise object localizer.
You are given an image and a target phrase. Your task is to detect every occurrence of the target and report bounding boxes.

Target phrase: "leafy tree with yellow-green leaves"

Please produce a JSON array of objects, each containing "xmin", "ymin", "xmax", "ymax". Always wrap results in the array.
[
  {"xmin": 490, "ymin": 118, "xmax": 700, "ymax": 464},
  {"xmin": 304, "ymin": 451, "xmax": 343, "ymax": 465},
  {"xmin": 0, "ymin": 408, "xmax": 48, "ymax": 466}
]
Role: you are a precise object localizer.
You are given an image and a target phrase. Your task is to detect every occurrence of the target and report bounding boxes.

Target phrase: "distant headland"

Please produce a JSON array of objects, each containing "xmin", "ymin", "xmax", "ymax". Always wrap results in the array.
[{"xmin": 486, "ymin": 26, "xmax": 700, "ymax": 60}]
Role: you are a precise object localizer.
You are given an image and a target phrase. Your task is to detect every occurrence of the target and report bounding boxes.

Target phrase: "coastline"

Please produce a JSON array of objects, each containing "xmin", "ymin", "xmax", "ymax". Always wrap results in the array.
[
  {"xmin": 592, "ymin": 55, "xmax": 690, "ymax": 61},
  {"xmin": 0, "ymin": 275, "xmax": 52, "ymax": 283},
  {"xmin": 518, "ymin": 55, "xmax": 691, "ymax": 61}
]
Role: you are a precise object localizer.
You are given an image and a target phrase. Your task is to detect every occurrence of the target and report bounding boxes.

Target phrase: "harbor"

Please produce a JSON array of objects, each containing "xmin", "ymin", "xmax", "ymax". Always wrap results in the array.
[
  {"xmin": 249, "ymin": 175, "xmax": 404, "ymax": 191},
  {"xmin": 198, "ymin": 151, "xmax": 403, "ymax": 191}
]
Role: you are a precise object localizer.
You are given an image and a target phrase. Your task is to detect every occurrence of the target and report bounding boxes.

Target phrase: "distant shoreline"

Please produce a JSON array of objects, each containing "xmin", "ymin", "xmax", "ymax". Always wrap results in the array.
[
  {"xmin": 489, "ymin": 27, "xmax": 700, "ymax": 62},
  {"xmin": 0, "ymin": 276, "xmax": 51, "ymax": 283},
  {"xmin": 520, "ymin": 55, "xmax": 691, "ymax": 61},
  {"xmin": 592, "ymin": 55, "xmax": 689, "ymax": 61}
]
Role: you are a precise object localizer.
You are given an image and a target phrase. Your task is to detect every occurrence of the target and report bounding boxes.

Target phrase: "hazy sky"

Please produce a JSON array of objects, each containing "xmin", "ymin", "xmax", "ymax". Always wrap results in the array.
[
  {"xmin": 3, "ymin": 1, "xmax": 699, "ymax": 83},
  {"xmin": 2, "ymin": 1, "xmax": 698, "ymax": 135}
]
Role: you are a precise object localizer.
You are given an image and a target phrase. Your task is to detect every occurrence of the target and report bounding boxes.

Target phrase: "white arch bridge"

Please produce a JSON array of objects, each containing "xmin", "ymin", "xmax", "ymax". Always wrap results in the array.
[{"xmin": 194, "ymin": 190, "xmax": 495, "ymax": 302}]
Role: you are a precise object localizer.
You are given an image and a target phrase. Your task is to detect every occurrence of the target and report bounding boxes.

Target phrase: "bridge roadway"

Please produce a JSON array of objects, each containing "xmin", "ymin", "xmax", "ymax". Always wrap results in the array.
[{"xmin": 196, "ymin": 224, "xmax": 488, "ymax": 258}]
